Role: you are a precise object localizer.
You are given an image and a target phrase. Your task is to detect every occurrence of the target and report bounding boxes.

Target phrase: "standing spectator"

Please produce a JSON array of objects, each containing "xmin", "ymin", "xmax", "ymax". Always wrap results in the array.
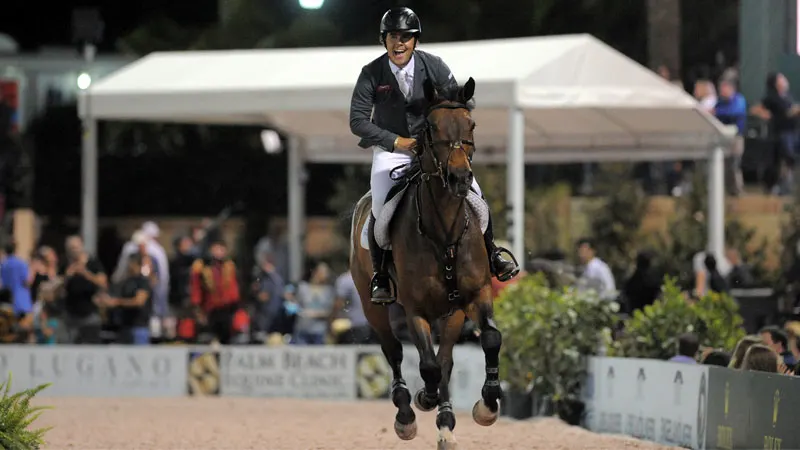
[
  {"xmin": 0, "ymin": 240, "xmax": 32, "ymax": 340},
  {"xmin": 250, "ymin": 252, "xmax": 285, "ymax": 343},
  {"xmin": 169, "ymin": 235, "xmax": 195, "ymax": 317},
  {"xmin": 29, "ymin": 245, "xmax": 58, "ymax": 304},
  {"xmin": 750, "ymin": 72, "xmax": 800, "ymax": 195},
  {"xmin": 61, "ymin": 235, "xmax": 107, "ymax": 344},
  {"xmin": 575, "ymin": 238, "xmax": 616, "ymax": 300},
  {"xmin": 293, "ymin": 262, "xmax": 335, "ymax": 345},
  {"xmin": 692, "ymin": 249, "xmax": 732, "ymax": 297},
  {"xmin": 714, "ymin": 78, "xmax": 747, "ymax": 195},
  {"xmin": 332, "ymin": 266, "xmax": 374, "ymax": 345},
  {"xmin": 622, "ymin": 250, "xmax": 662, "ymax": 313},
  {"xmin": 101, "ymin": 253, "xmax": 152, "ymax": 345},
  {"xmin": 190, "ymin": 239, "xmax": 240, "ymax": 344},
  {"xmin": 113, "ymin": 222, "xmax": 169, "ymax": 326}
]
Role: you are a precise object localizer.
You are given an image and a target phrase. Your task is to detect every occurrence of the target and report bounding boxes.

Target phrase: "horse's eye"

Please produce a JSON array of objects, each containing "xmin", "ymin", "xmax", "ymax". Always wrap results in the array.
[{"xmin": 470, "ymin": 123, "xmax": 476, "ymax": 131}]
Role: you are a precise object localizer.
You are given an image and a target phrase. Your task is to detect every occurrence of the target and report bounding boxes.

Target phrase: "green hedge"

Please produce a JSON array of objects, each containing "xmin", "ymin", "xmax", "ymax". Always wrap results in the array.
[{"xmin": 494, "ymin": 274, "xmax": 746, "ymax": 404}]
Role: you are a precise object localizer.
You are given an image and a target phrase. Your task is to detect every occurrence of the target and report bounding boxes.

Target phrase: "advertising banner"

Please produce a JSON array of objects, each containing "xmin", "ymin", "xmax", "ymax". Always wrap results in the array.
[
  {"xmin": 220, "ymin": 346, "xmax": 357, "ymax": 399},
  {"xmin": 0, "ymin": 345, "xmax": 187, "ymax": 397},
  {"xmin": 587, "ymin": 357, "xmax": 709, "ymax": 450}
]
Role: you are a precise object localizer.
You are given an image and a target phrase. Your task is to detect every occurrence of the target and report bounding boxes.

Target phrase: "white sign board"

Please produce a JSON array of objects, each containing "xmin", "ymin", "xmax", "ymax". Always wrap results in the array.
[
  {"xmin": 0, "ymin": 345, "xmax": 188, "ymax": 397},
  {"xmin": 585, "ymin": 357, "xmax": 709, "ymax": 450},
  {"xmin": 220, "ymin": 346, "xmax": 357, "ymax": 399}
]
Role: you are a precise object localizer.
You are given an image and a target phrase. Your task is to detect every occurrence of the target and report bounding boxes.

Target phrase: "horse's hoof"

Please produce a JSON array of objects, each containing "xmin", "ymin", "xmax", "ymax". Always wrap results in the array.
[
  {"xmin": 394, "ymin": 419, "xmax": 417, "ymax": 440},
  {"xmin": 413, "ymin": 388, "xmax": 437, "ymax": 412},
  {"xmin": 472, "ymin": 399, "xmax": 499, "ymax": 427},
  {"xmin": 436, "ymin": 427, "xmax": 458, "ymax": 450}
]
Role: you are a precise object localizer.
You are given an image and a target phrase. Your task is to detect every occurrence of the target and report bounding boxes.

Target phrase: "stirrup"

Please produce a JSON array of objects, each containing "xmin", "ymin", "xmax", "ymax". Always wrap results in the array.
[
  {"xmin": 370, "ymin": 273, "xmax": 397, "ymax": 305},
  {"xmin": 491, "ymin": 246, "xmax": 521, "ymax": 282}
]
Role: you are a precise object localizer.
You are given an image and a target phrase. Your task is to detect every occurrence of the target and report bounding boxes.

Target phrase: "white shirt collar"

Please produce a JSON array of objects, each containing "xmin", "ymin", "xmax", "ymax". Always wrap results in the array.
[{"xmin": 388, "ymin": 53, "xmax": 415, "ymax": 77}]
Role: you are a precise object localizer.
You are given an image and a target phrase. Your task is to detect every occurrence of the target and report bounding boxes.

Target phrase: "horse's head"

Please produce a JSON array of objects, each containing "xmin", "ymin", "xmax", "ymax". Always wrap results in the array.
[{"xmin": 420, "ymin": 76, "xmax": 477, "ymax": 199}]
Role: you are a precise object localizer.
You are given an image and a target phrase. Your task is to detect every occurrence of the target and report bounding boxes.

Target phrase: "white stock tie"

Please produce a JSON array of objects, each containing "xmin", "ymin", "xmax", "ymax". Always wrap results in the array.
[{"xmin": 397, "ymin": 69, "xmax": 412, "ymax": 100}]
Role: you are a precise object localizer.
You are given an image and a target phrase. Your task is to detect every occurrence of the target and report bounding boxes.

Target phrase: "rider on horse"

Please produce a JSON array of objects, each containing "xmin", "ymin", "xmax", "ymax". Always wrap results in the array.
[{"xmin": 349, "ymin": 6, "xmax": 520, "ymax": 305}]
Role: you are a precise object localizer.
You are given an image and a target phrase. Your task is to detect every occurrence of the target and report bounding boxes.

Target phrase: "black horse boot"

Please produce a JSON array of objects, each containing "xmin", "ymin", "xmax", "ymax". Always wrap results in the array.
[
  {"xmin": 368, "ymin": 213, "xmax": 396, "ymax": 305},
  {"xmin": 483, "ymin": 210, "xmax": 520, "ymax": 282}
]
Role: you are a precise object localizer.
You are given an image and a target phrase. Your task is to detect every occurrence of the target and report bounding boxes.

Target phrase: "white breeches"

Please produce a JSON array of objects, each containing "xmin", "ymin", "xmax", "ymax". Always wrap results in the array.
[{"xmin": 370, "ymin": 146, "xmax": 482, "ymax": 218}]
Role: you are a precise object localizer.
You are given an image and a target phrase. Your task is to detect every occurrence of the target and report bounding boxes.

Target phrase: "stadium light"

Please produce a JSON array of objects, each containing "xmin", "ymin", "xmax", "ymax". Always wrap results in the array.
[
  {"xmin": 261, "ymin": 129, "xmax": 283, "ymax": 154},
  {"xmin": 77, "ymin": 72, "xmax": 92, "ymax": 90},
  {"xmin": 299, "ymin": 0, "xmax": 324, "ymax": 9}
]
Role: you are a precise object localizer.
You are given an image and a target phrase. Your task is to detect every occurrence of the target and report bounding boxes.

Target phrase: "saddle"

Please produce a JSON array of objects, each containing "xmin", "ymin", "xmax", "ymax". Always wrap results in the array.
[{"xmin": 359, "ymin": 167, "xmax": 489, "ymax": 251}]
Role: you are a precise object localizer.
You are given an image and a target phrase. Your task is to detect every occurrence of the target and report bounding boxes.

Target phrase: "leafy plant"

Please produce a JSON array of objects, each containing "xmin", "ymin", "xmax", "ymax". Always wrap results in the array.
[
  {"xmin": 0, "ymin": 373, "xmax": 53, "ymax": 450},
  {"xmin": 611, "ymin": 276, "xmax": 746, "ymax": 359},
  {"xmin": 495, "ymin": 273, "xmax": 617, "ymax": 404}
]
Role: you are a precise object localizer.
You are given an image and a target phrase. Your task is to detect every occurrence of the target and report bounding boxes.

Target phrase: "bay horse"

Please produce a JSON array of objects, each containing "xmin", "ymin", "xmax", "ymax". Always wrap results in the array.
[{"xmin": 350, "ymin": 76, "xmax": 502, "ymax": 450}]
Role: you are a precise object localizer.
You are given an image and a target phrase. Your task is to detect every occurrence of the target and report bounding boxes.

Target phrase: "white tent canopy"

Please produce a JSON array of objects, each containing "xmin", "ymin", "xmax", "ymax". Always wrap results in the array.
[{"xmin": 80, "ymin": 34, "xmax": 734, "ymax": 281}]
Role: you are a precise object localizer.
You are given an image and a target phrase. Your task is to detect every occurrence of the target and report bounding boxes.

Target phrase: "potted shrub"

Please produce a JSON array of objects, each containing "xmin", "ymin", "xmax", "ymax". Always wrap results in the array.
[
  {"xmin": 495, "ymin": 274, "xmax": 618, "ymax": 423},
  {"xmin": 0, "ymin": 373, "xmax": 52, "ymax": 450}
]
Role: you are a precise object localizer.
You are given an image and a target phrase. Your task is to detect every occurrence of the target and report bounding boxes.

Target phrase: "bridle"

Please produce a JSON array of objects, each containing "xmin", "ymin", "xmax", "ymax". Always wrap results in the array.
[{"xmin": 417, "ymin": 102, "xmax": 475, "ymax": 188}]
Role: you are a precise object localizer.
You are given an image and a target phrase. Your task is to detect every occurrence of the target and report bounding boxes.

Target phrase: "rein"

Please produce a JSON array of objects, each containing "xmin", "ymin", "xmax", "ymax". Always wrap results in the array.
[{"xmin": 389, "ymin": 101, "xmax": 475, "ymax": 307}]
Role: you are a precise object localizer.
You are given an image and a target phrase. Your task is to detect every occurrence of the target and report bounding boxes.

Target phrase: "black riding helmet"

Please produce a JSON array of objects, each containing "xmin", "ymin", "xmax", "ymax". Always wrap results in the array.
[{"xmin": 379, "ymin": 7, "xmax": 421, "ymax": 45}]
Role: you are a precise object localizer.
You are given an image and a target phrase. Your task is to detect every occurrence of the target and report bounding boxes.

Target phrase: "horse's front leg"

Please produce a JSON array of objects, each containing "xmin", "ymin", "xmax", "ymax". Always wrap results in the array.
[
  {"xmin": 433, "ymin": 309, "xmax": 466, "ymax": 450},
  {"xmin": 406, "ymin": 313, "xmax": 440, "ymax": 413},
  {"xmin": 469, "ymin": 285, "xmax": 503, "ymax": 427}
]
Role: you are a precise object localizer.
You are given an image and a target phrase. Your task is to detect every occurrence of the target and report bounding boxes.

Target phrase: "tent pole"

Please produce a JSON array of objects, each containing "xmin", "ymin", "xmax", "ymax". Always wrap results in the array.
[
  {"xmin": 287, "ymin": 137, "xmax": 306, "ymax": 283},
  {"xmin": 79, "ymin": 91, "xmax": 98, "ymax": 254},
  {"xmin": 707, "ymin": 145, "xmax": 725, "ymax": 259},
  {"xmin": 506, "ymin": 107, "xmax": 526, "ymax": 264}
]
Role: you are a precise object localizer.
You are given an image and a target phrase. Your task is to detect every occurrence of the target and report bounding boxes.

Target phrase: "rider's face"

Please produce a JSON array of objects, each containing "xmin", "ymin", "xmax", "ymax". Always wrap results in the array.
[{"xmin": 385, "ymin": 32, "xmax": 416, "ymax": 67}]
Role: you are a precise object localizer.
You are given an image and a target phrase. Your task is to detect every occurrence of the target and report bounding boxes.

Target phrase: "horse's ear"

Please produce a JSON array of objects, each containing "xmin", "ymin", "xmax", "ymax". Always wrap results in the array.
[
  {"xmin": 459, "ymin": 77, "xmax": 476, "ymax": 104},
  {"xmin": 423, "ymin": 77, "xmax": 438, "ymax": 103}
]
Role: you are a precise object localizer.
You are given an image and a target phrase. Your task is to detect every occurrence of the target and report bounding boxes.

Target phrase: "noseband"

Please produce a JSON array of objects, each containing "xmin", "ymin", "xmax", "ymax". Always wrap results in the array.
[{"xmin": 418, "ymin": 102, "xmax": 475, "ymax": 187}]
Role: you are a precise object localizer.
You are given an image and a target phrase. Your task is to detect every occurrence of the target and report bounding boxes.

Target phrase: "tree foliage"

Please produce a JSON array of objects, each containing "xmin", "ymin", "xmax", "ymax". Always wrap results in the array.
[
  {"xmin": 653, "ymin": 172, "xmax": 777, "ymax": 289},
  {"xmin": 584, "ymin": 164, "xmax": 649, "ymax": 283}
]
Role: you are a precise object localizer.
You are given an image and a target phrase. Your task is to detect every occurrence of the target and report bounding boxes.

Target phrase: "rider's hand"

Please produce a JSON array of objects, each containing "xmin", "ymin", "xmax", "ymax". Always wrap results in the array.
[{"xmin": 394, "ymin": 137, "xmax": 417, "ymax": 153}]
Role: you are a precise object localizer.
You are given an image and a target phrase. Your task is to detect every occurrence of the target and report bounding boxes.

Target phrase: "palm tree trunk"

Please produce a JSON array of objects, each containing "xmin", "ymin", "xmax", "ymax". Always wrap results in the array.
[{"xmin": 647, "ymin": 0, "xmax": 681, "ymax": 77}]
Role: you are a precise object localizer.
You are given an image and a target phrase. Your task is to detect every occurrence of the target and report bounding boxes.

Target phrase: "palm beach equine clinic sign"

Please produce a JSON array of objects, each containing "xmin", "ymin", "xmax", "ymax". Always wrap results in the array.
[
  {"xmin": 220, "ymin": 347, "xmax": 357, "ymax": 399},
  {"xmin": 0, "ymin": 346, "xmax": 186, "ymax": 396}
]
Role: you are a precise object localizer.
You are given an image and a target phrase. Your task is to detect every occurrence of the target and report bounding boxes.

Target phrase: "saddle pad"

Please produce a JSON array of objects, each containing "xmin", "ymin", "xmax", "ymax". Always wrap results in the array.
[{"xmin": 359, "ymin": 187, "xmax": 489, "ymax": 251}]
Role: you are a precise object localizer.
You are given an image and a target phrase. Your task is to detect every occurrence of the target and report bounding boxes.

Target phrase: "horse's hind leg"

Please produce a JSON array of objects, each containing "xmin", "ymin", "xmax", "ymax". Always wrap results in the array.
[
  {"xmin": 372, "ymin": 311, "xmax": 416, "ymax": 440},
  {"xmin": 433, "ymin": 310, "xmax": 466, "ymax": 450},
  {"xmin": 469, "ymin": 286, "xmax": 503, "ymax": 427}
]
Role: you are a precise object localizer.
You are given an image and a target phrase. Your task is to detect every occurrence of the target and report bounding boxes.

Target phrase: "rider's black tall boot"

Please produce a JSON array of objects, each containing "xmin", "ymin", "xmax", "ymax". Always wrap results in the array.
[
  {"xmin": 483, "ymin": 208, "xmax": 520, "ymax": 282},
  {"xmin": 368, "ymin": 213, "xmax": 396, "ymax": 305}
]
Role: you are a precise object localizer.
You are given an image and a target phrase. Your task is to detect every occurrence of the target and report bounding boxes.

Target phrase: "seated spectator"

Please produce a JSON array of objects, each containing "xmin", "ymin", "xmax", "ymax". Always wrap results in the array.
[
  {"xmin": 741, "ymin": 344, "xmax": 779, "ymax": 373},
  {"xmin": 293, "ymin": 262, "xmax": 335, "ymax": 345},
  {"xmin": 759, "ymin": 325, "xmax": 797, "ymax": 368},
  {"xmin": 729, "ymin": 335, "xmax": 763, "ymax": 369},
  {"xmin": 700, "ymin": 349, "xmax": 731, "ymax": 367},
  {"xmin": 668, "ymin": 332, "xmax": 699, "ymax": 364},
  {"xmin": 784, "ymin": 321, "xmax": 800, "ymax": 362}
]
